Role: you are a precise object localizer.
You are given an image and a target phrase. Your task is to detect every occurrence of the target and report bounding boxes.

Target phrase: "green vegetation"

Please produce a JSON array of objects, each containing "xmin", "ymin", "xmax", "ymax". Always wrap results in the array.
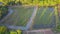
[
  {"xmin": 10, "ymin": 31, "xmax": 17, "ymax": 34},
  {"xmin": 7, "ymin": 1, "xmax": 22, "ymax": 6},
  {"xmin": 33, "ymin": 7, "xmax": 55, "ymax": 29},
  {"xmin": 0, "ymin": 6, "xmax": 8, "ymax": 20},
  {"xmin": 7, "ymin": 1, "xmax": 15, "ymax": 6},
  {"xmin": 9, "ymin": 29, "xmax": 22, "ymax": 34},
  {"xmin": 0, "ymin": 26, "xmax": 8, "ymax": 34},
  {"xmin": 4, "ymin": 7, "xmax": 34, "ymax": 26},
  {"xmin": 0, "ymin": 0, "xmax": 60, "ymax": 33},
  {"xmin": 15, "ymin": 1, "xmax": 22, "ymax": 5},
  {"xmin": 53, "ymin": 23, "xmax": 60, "ymax": 32},
  {"xmin": 0, "ymin": 26, "xmax": 22, "ymax": 34},
  {"xmin": 0, "ymin": 0, "xmax": 58, "ymax": 6}
]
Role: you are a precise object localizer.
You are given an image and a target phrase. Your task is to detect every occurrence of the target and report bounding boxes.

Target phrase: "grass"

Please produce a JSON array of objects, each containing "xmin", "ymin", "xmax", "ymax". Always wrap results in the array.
[{"xmin": 33, "ymin": 7, "xmax": 56, "ymax": 29}]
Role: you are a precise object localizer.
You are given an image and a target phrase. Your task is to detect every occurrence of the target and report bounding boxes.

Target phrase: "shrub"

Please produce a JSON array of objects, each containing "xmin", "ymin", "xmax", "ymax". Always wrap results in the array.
[
  {"xmin": 0, "ymin": 26, "xmax": 7, "ymax": 34},
  {"xmin": 7, "ymin": 1, "xmax": 15, "ymax": 6},
  {"xmin": 15, "ymin": 1, "xmax": 22, "ymax": 5},
  {"xmin": 0, "ymin": 6, "xmax": 8, "ymax": 20}
]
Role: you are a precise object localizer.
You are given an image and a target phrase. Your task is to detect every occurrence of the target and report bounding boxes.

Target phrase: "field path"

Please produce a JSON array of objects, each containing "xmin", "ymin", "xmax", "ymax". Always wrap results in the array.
[{"xmin": 26, "ymin": 6, "xmax": 38, "ymax": 30}]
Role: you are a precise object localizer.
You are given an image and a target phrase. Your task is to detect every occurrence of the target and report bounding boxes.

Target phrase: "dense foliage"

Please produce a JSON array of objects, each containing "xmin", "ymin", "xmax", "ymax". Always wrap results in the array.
[
  {"xmin": 0, "ymin": 26, "xmax": 7, "ymax": 34},
  {"xmin": 0, "ymin": 0, "xmax": 59, "ymax": 6},
  {"xmin": 7, "ymin": 1, "xmax": 15, "ymax": 6},
  {"xmin": 0, "ymin": 26, "xmax": 22, "ymax": 34},
  {"xmin": 0, "ymin": 6, "xmax": 8, "ymax": 20}
]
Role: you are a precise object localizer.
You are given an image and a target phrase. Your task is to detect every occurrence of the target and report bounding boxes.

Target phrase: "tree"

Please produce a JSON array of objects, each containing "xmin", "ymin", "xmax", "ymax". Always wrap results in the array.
[{"xmin": 0, "ymin": 6, "xmax": 8, "ymax": 20}]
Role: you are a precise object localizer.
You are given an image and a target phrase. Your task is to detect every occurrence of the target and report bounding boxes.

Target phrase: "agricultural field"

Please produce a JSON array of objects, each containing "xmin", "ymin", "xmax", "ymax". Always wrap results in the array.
[
  {"xmin": 2, "ymin": 6, "xmax": 59, "ymax": 30},
  {"xmin": 32, "ymin": 7, "xmax": 56, "ymax": 29},
  {"xmin": 0, "ymin": 0, "xmax": 60, "ymax": 34},
  {"xmin": 3, "ymin": 6, "xmax": 34, "ymax": 26}
]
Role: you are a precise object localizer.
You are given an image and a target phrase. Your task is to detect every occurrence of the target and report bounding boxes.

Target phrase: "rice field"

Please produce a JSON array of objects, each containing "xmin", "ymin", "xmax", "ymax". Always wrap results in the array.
[
  {"xmin": 2, "ymin": 6, "xmax": 58, "ymax": 30},
  {"xmin": 32, "ymin": 7, "xmax": 56, "ymax": 29},
  {"xmin": 3, "ymin": 6, "xmax": 34, "ymax": 26}
]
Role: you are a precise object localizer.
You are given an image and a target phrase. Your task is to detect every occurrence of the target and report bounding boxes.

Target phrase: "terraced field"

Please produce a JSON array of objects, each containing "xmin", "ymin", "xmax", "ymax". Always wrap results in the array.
[{"xmin": 32, "ymin": 7, "xmax": 56, "ymax": 29}]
